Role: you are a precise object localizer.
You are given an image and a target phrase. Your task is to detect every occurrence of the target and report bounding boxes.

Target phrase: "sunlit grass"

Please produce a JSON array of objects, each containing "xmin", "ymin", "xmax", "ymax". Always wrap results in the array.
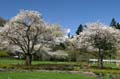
[
  {"xmin": 0, "ymin": 58, "xmax": 80, "ymax": 65},
  {"xmin": 0, "ymin": 71, "xmax": 95, "ymax": 79}
]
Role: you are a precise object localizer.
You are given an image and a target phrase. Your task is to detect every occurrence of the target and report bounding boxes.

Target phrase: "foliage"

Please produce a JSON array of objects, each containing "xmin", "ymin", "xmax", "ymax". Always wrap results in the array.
[
  {"xmin": 0, "ymin": 51, "xmax": 9, "ymax": 57},
  {"xmin": 76, "ymin": 24, "xmax": 87, "ymax": 35},
  {"xmin": 76, "ymin": 24, "xmax": 83, "ymax": 35},
  {"xmin": 110, "ymin": 18, "xmax": 117, "ymax": 27},
  {"xmin": 110, "ymin": 18, "xmax": 120, "ymax": 30}
]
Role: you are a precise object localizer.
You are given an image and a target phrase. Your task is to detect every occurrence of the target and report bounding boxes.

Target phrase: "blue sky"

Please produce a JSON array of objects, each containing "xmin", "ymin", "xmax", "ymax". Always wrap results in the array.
[{"xmin": 0, "ymin": 0, "xmax": 120, "ymax": 35}]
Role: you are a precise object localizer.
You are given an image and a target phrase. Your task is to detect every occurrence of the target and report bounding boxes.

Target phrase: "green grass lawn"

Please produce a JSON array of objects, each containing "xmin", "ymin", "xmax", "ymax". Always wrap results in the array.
[
  {"xmin": 0, "ymin": 71, "xmax": 95, "ymax": 79},
  {"xmin": 0, "ymin": 58, "xmax": 79, "ymax": 65},
  {"xmin": 0, "ymin": 58, "xmax": 120, "ymax": 79},
  {"xmin": 0, "ymin": 58, "xmax": 24, "ymax": 65},
  {"xmin": 0, "ymin": 58, "xmax": 119, "ymax": 70},
  {"xmin": 91, "ymin": 63, "xmax": 118, "ymax": 69}
]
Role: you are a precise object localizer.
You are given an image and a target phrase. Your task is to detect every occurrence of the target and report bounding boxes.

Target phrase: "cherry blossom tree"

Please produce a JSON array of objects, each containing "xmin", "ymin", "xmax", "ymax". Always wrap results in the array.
[
  {"xmin": 76, "ymin": 22, "xmax": 120, "ymax": 68},
  {"xmin": 1, "ymin": 10, "xmax": 64, "ymax": 65}
]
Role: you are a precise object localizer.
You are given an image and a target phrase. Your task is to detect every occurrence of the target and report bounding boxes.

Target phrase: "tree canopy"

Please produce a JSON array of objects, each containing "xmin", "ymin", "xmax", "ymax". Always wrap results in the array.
[{"xmin": 76, "ymin": 24, "xmax": 83, "ymax": 35}]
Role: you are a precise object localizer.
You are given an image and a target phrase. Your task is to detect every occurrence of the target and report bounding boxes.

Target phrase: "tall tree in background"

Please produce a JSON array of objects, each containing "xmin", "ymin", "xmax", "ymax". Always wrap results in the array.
[
  {"xmin": 110, "ymin": 18, "xmax": 120, "ymax": 30},
  {"xmin": 76, "ymin": 24, "xmax": 83, "ymax": 35},
  {"xmin": 116, "ymin": 23, "xmax": 120, "ymax": 29},
  {"xmin": 110, "ymin": 18, "xmax": 117, "ymax": 27}
]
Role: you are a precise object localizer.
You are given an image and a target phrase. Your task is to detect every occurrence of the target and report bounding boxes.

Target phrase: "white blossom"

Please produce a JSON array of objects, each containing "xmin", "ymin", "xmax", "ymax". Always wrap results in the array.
[
  {"xmin": 76, "ymin": 22, "xmax": 120, "ymax": 51},
  {"xmin": 1, "ymin": 10, "xmax": 64, "ymax": 65}
]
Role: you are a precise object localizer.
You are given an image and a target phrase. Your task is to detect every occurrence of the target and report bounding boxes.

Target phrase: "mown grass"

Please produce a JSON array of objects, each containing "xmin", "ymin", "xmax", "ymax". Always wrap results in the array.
[
  {"xmin": 0, "ymin": 58, "xmax": 24, "ymax": 65},
  {"xmin": 91, "ymin": 63, "xmax": 118, "ymax": 69},
  {"xmin": 0, "ymin": 58, "xmax": 120, "ymax": 79},
  {"xmin": 0, "ymin": 71, "xmax": 95, "ymax": 79},
  {"xmin": 0, "ymin": 58, "xmax": 79, "ymax": 65},
  {"xmin": 0, "ymin": 58, "xmax": 118, "ymax": 66},
  {"xmin": 0, "ymin": 58, "xmax": 119, "ymax": 70},
  {"xmin": 0, "ymin": 58, "xmax": 82, "ymax": 70}
]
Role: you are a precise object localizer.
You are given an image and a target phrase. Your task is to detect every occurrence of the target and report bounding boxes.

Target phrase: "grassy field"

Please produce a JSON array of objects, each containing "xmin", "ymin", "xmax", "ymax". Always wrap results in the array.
[
  {"xmin": 0, "ymin": 58, "xmax": 118, "ymax": 65},
  {"xmin": 0, "ymin": 58, "xmax": 119, "ymax": 69},
  {"xmin": 0, "ymin": 58, "xmax": 120, "ymax": 79},
  {"xmin": 0, "ymin": 58, "xmax": 79, "ymax": 65},
  {"xmin": 0, "ymin": 71, "xmax": 95, "ymax": 79},
  {"xmin": 91, "ymin": 63, "xmax": 118, "ymax": 69}
]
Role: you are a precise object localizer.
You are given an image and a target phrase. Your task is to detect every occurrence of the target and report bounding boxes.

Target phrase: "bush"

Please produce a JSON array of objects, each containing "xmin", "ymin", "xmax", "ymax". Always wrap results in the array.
[
  {"xmin": 0, "ymin": 51, "xmax": 9, "ymax": 57},
  {"xmin": 14, "ymin": 64, "xmax": 80, "ymax": 70},
  {"xmin": 0, "ymin": 64, "xmax": 15, "ymax": 69}
]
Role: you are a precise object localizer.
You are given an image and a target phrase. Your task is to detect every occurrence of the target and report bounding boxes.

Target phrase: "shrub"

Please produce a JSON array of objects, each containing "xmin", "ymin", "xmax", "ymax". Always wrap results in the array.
[
  {"xmin": 0, "ymin": 50, "xmax": 9, "ymax": 57},
  {"xmin": 0, "ymin": 64, "xmax": 15, "ymax": 69}
]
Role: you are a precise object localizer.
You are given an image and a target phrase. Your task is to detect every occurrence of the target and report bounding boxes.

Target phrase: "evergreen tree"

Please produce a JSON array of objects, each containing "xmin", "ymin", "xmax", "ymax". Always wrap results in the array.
[
  {"xmin": 116, "ymin": 23, "xmax": 120, "ymax": 29},
  {"xmin": 110, "ymin": 18, "xmax": 120, "ymax": 30},
  {"xmin": 84, "ymin": 25, "xmax": 87, "ymax": 28},
  {"xmin": 110, "ymin": 18, "xmax": 117, "ymax": 27},
  {"xmin": 68, "ymin": 32, "xmax": 70, "ymax": 38},
  {"xmin": 76, "ymin": 24, "xmax": 83, "ymax": 35}
]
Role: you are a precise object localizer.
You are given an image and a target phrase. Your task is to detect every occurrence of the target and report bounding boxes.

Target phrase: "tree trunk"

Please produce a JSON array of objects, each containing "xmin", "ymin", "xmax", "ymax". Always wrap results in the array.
[
  {"xmin": 25, "ymin": 54, "xmax": 32, "ymax": 66},
  {"xmin": 98, "ymin": 49, "xmax": 104, "ymax": 69}
]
